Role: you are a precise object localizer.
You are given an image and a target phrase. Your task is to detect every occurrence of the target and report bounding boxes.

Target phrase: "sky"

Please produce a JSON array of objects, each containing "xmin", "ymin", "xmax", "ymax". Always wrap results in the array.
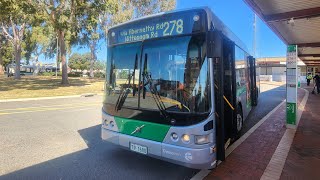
[
  {"xmin": 40, "ymin": 0, "xmax": 286, "ymax": 63},
  {"xmin": 176, "ymin": 0, "xmax": 286, "ymax": 58}
]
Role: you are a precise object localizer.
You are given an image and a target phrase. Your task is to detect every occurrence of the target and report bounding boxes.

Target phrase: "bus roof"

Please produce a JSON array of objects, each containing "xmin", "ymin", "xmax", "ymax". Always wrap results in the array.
[{"xmin": 109, "ymin": 7, "xmax": 250, "ymax": 54}]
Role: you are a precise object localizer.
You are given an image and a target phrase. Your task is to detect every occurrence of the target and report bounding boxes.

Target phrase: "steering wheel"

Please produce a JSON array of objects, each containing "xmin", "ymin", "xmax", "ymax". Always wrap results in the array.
[{"xmin": 165, "ymin": 104, "xmax": 190, "ymax": 112}]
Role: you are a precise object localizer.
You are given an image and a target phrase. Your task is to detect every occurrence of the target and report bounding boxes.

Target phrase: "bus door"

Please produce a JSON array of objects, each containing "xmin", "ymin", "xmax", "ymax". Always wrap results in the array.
[
  {"xmin": 209, "ymin": 32, "xmax": 236, "ymax": 161},
  {"xmin": 210, "ymin": 31, "xmax": 225, "ymax": 161},
  {"xmin": 222, "ymin": 38, "xmax": 237, "ymax": 146}
]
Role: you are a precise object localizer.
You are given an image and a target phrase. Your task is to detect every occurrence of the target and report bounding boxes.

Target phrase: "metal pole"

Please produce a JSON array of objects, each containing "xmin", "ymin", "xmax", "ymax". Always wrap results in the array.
[
  {"xmin": 56, "ymin": 35, "xmax": 58, "ymax": 78},
  {"xmin": 253, "ymin": 14, "xmax": 257, "ymax": 57}
]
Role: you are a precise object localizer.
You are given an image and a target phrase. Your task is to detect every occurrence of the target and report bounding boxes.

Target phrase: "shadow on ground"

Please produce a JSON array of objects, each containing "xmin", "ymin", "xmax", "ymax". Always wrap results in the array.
[
  {"xmin": 0, "ymin": 125, "xmax": 198, "ymax": 180},
  {"xmin": 241, "ymin": 85, "xmax": 286, "ymax": 136}
]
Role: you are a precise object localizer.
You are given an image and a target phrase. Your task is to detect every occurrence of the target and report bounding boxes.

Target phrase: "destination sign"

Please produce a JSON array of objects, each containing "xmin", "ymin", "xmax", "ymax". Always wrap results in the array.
[{"xmin": 108, "ymin": 10, "xmax": 206, "ymax": 45}]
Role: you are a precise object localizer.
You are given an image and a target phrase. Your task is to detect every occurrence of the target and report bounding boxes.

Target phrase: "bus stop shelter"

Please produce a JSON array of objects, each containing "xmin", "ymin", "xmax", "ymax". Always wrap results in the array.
[{"xmin": 244, "ymin": 0, "xmax": 320, "ymax": 128}]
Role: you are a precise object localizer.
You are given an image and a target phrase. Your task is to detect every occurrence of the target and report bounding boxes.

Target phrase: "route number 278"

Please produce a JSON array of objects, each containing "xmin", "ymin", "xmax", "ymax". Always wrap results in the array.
[{"xmin": 163, "ymin": 19, "xmax": 184, "ymax": 36}]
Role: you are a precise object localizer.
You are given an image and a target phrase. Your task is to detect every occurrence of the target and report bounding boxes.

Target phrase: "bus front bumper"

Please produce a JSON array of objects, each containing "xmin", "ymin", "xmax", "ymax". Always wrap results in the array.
[{"xmin": 101, "ymin": 127, "xmax": 216, "ymax": 169}]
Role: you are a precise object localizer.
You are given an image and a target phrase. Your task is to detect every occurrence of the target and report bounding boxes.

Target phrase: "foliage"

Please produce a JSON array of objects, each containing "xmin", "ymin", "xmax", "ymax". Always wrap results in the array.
[
  {"xmin": 34, "ymin": 0, "xmax": 88, "ymax": 84},
  {"xmin": 68, "ymin": 53, "xmax": 91, "ymax": 71},
  {"xmin": 0, "ymin": 0, "xmax": 39, "ymax": 79},
  {"xmin": 94, "ymin": 71, "xmax": 105, "ymax": 78},
  {"xmin": 118, "ymin": 70, "xmax": 129, "ymax": 79},
  {"xmin": 68, "ymin": 72, "xmax": 85, "ymax": 77},
  {"xmin": 77, "ymin": 0, "xmax": 118, "ymax": 78},
  {"xmin": 1, "ymin": 0, "xmax": 176, "ymax": 81},
  {"xmin": 132, "ymin": 0, "xmax": 176, "ymax": 18},
  {"xmin": 0, "ymin": 35, "xmax": 14, "ymax": 67},
  {"xmin": 23, "ymin": 25, "xmax": 55, "ymax": 64},
  {"xmin": 94, "ymin": 60, "xmax": 106, "ymax": 71},
  {"xmin": 38, "ymin": 71, "xmax": 90, "ymax": 77},
  {"xmin": 99, "ymin": 0, "xmax": 176, "ymax": 38}
]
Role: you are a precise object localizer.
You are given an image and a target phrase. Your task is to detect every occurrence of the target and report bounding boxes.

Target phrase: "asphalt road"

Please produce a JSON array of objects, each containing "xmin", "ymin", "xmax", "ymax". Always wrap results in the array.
[{"xmin": 0, "ymin": 84, "xmax": 285, "ymax": 180}]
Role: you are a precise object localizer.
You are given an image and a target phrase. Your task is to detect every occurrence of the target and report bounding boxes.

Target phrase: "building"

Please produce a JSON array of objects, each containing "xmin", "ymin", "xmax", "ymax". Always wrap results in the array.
[{"xmin": 257, "ymin": 57, "xmax": 308, "ymax": 82}]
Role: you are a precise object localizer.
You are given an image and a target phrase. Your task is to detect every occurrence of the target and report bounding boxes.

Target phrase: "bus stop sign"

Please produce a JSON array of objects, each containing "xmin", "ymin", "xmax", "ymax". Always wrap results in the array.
[{"xmin": 286, "ymin": 45, "xmax": 297, "ymax": 128}]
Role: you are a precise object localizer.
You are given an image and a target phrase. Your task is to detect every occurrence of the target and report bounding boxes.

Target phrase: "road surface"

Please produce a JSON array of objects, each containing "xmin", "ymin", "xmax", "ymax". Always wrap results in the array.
[{"xmin": 0, "ymin": 84, "xmax": 285, "ymax": 180}]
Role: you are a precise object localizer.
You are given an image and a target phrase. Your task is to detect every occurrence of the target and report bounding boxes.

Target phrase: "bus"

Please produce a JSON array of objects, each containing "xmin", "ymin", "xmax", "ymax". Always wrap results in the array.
[
  {"xmin": 6, "ymin": 64, "xmax": 35, "ymax": 77},
  {"xmin": 102, "ymin": 7, "xmax": 259, "ymax": 169}
]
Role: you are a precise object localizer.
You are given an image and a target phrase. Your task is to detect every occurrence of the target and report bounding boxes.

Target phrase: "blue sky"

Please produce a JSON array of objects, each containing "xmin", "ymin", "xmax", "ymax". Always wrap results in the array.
[
  {"xmin": 176, "ymin": 0, "xmax": 286, "ymax": 58},
  {"xmin": 40, "ymin": 0, "xmax": 286, "ymax": 63}
]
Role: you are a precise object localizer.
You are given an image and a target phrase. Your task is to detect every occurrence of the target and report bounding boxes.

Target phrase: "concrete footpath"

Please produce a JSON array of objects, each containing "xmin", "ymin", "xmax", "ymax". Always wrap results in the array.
[
  {"xmin": 280, "ymin": 85, "xmax": 320, "ymax": 180},
  {"xmin": 204, "ymin": 85, "xmax": 320, "ymax": 179}
]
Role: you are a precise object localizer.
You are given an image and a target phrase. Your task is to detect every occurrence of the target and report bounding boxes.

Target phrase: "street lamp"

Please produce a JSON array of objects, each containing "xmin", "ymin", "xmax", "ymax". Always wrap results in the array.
[{"xmin": 56, "ymin": 36, "xmax": 58, "ymax": 78}]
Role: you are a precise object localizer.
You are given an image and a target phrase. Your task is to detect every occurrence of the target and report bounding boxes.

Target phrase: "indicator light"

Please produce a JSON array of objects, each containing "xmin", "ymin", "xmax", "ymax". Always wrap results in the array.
[{"xmin": 195, "ymin": 134, "xmax": 210, "ymax": 145}]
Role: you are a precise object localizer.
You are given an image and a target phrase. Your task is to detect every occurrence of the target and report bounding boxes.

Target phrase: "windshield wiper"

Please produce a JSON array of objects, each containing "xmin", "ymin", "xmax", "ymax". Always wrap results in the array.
[
  {"xmin": 142, "ymin": 54, "xmax": 171, "ymax": 121},
  {"xmin": 115, "ymin": 54, "xmax": 138, "ymax": 111}
]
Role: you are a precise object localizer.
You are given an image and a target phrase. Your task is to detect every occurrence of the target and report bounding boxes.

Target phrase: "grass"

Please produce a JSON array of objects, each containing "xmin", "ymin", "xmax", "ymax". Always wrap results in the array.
[{"xmin": 0, "ymin": 76, "xmax": 105, "ymax": 100}]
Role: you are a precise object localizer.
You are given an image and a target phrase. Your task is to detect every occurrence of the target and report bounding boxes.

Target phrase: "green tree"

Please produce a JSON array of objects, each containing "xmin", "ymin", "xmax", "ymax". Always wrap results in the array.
[
  {"xmin": 99, "ymin": 0, "xmax": 133, "ymax": 37},
  {"xmin": 132, "ymin": 0, "xmax": 176, "ymax": 18},
  {"xmin": 23, "ymin": 25, "xmax": 54, "ymax": 64},
  {"xmin": 78, "ymin": 0, "xmax": 116, "ymax": 78},
  {"xmin": 68, "ymin": 53, "xmax": 90, "ymax": 71},
  {"xmin": 35, "ymin": 0, "xmax": 86, "ymax": 84},
  {"xmin": 0, "ymin": 34, "xmax": 14, "ymax": 74},
  {"xmin": 94, "ymin": 60, "xmax": 106, "ymax": 71},
  {"xmin": 0, "ymin": 0, "xmax": 37, "ymax": 79}
]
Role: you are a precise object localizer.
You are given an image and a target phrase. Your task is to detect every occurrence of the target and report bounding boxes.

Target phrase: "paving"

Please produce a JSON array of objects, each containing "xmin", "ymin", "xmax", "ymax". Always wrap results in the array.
[
  {"xmin": 205, "ymin": 83, "xmax": 320, "ymax": 180},
  {"xmin": 280, "ymin": 85, "xmax": 320, "ymax": 180}
]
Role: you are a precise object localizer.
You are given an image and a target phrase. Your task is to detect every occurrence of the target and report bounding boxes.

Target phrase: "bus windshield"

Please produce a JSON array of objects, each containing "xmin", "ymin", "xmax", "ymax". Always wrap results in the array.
[{"xmin": 104, "ymin": 34, "xmax": 211, "ymax": 121}]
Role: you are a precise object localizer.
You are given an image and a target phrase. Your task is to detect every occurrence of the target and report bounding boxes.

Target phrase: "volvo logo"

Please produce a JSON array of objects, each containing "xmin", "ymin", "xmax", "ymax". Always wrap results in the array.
[
  {"xmin": 185, "ymin": 152, "xmax": 192, "ymax": 161},
  {"xmin": 131, "ymin": 125, "xmax": 145, "ymax": 135}
]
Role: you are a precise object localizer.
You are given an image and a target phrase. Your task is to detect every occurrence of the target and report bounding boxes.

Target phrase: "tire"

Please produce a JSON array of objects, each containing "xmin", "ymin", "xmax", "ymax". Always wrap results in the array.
[{"xmin": 236, "ymin": 105, "xmax": 243, "ymax": 134}]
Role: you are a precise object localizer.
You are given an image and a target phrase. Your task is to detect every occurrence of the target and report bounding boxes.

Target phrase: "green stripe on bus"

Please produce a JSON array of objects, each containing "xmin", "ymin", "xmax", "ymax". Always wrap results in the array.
[
  {"xmin": 114, "ymin": 117, "xmax": 171, "ymax": 142},
  {"xmin": 236, "ymin": 86, "xmax": 246, "ymax": 96}
]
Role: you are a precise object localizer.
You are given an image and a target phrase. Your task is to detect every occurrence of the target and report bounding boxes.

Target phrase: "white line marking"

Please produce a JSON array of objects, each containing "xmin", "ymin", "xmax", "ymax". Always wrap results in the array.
[
  {"xmin": 260, "ymin": 88, "xmax": 309, "ymax": 180},
  {"xmin": 191, "ymin": 100, "xmax": 286, "ymax": 180},
  {"xmin": 61, "ymin": 107, "xmax": 96, "ymax": 112},
  {"xmin": 0, "ymin": 93, "xmax": 102, "ymax": 103},
  {"xmin": 0, "ymin": 95, "xmax": 81, "ymax": 102}
]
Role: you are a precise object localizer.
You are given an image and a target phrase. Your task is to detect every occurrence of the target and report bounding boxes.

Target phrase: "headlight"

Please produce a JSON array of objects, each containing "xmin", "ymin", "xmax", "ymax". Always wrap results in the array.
[
  {"xmin": 182, "ymin": 134, "xmax": 190, "ymax": 143},
  {"xmin": 195, "ymin": 134, "xmax": 211, "ymax": 145}
]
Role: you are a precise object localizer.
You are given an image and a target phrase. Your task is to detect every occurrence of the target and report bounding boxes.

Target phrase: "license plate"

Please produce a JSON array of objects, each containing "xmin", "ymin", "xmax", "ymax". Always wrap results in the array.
[{"xmin": 130, "ymin": 143, "xmax": 148, "ymax": 155}]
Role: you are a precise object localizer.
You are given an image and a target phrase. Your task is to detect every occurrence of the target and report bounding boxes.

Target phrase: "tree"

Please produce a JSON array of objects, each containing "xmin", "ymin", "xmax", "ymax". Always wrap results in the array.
[
  {"xmin": 68, "ymin": 53, "xmax": 90, "ymax": 71},
  {"xmin": 78, "ymin": 0, "xmax": 115, "ymax": 78},
  {"xmin": 99, "ymin": 0, "xmax": 133, "ymax": 38},
  {"xmin": 0, "ymin": 0, "xmax": 37, "ymax": 79},
  {"xmin": 35, "ymin": 0, "xmax": 86, "ymax": 84},
  {"xmin": 0, "ymin": 34, "xmax": 14, "ymax": 74},
  {"xmin": 23, "ymin": 25, "xmax": 54, "ymax": 64},
  {"xmin": 132, "ymin": 0, "xmax": 176, "ymax": 18},
  {"xmin": 94, "ymin": 60, "xmax": 106, "ymax": 71}
]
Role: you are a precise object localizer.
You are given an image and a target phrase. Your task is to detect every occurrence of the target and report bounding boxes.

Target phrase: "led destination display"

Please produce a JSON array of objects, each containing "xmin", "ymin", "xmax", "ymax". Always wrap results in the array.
[{"xmin": 108, "ymin": 10, "xmax": 206, "ymax": 45}]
